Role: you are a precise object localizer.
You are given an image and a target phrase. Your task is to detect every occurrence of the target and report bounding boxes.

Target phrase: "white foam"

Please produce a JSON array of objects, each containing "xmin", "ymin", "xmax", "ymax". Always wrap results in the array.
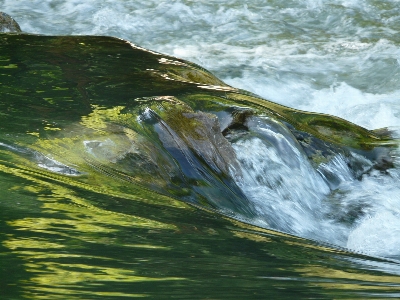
[
  {"xmin": 299, "ymin": 82, "xmax": 400, "ymax": 130},
  {"xmin": 347, "ymin": 211, "xmax": 400, "ymax": 257}
]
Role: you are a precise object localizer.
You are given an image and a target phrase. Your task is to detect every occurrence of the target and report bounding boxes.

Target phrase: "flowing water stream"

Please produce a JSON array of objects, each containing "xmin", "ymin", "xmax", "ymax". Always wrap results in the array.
[{"xmin": 1, "ymin": 1, "xmax": 400, "ymax": 299}]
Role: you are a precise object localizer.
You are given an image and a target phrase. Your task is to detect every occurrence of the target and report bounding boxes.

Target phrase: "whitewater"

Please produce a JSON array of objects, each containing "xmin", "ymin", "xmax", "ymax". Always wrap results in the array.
[{"xmin": 2, "ymin": 0, "xmax": 400, "ymax": 257}]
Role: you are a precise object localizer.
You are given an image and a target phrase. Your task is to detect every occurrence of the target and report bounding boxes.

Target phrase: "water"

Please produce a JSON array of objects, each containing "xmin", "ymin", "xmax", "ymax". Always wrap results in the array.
[
  {"xmin": 3, "ymin": 2, "xmax": 400, "ymax": 127},
  {"xmin": 1, "ymin": 1, "xmax": 400, "ymax": 299}
]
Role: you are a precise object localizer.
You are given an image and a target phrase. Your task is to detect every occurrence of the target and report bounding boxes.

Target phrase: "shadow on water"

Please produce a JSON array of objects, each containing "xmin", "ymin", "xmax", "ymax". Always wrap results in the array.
[
  {"xmin": 0, "ymin": 173, "xmax": 32, "ymax": 300},
  {"xmin": 0, "ymin": 33, "xmax": 400, "ymax": 299}
]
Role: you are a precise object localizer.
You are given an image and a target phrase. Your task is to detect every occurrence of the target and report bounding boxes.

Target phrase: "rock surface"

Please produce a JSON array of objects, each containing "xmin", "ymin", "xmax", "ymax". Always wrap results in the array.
[{"xmin": 0, "ymin": 12, "xmax": 21, "ymax": 33}]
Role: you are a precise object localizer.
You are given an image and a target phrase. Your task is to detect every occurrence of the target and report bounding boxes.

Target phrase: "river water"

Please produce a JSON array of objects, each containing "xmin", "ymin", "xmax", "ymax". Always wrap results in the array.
[{"xmin": 1, "ymin": 1, "xmax": 400, "ymax": 299}]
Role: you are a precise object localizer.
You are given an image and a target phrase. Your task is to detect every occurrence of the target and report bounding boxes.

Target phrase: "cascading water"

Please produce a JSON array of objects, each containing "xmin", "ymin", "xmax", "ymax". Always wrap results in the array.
[
  {"xmin": 225, "ymin": 115, "xmax": 400, "ymax": 255},
  {"xmin": 2, "ymin": 4, "xmax": 400, "ymax": 299},
  {"xmin": 2, "ymin": 0, "xmax": 400, "ymax": 258}
]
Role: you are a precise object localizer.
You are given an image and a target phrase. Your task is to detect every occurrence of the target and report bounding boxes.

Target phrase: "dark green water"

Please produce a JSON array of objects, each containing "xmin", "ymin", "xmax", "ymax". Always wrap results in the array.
[
  {"xmin": 2, "ymin": 170, "xmax": 400, "ymax": 300},
  {"xmin": 1, "ymin": 34, "xmax": 400, "ymax": 299}
]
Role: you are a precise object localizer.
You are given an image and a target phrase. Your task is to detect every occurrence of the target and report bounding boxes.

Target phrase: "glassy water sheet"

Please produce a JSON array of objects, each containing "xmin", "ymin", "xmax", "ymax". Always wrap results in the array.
[
  {"xmin": 1, "ymin": 159, "xmax": 400, "ymax": 300},
  {"xmin": 0, "ymin": 33, "xmax": 400, "ymax": 299}
]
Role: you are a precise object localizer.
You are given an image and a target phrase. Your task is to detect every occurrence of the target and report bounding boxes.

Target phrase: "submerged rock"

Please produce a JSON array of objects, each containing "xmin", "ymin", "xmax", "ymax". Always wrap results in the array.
[
  {"xmin": 0, "ymin": 33, "xmax": 397, "ymax": 216},
  {"xmin": 0, "ymin": 12, "xmax": 21, "ymax": 33}
]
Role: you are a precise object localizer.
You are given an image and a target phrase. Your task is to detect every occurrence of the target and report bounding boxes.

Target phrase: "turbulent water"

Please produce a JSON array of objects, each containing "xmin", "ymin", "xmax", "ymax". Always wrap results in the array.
[
  {"xmin": 4, "ymin": 0, "xmax": 400, "ymax": 130},
  {"xmin": 1, "ymin": 1, "xmax": 400, "ymax": 299}
]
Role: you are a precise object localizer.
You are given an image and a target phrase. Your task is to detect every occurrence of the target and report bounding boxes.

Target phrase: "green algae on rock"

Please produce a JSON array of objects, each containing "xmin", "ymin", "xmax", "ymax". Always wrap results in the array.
[{"xmin": 0, "ymin": 33, "xmax": 396, "ymax": 214}]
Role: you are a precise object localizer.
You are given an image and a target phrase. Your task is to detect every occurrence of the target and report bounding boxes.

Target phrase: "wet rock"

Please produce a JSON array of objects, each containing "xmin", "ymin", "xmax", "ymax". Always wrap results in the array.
[
  {"xmin": 364, "ymin": 147, "xmax": 395, "ymax": 172},
  {"xmin": 0, "ymin": 12, "xmax": 21, "ymax": 33},
  {"xmin": 220, "ymin": 108, "xmax": 394, "ymax": 187},
  {"xmin": 286, "ymin": 122, "xmax": 349, "ymax": 168},
  {"xmin": 151, "ymin": 104, "xmax": 243, "ymax": 180},
  {"xmin": 181, "ymin": 111, "xmax": 243, "ymax": 177}
]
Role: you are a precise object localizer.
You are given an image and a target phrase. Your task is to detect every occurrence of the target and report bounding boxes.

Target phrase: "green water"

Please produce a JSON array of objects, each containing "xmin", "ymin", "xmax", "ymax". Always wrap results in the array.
[
  {"xmin": 1, "ymin": 34, "xmax": 400, "ymax": 299},
  {"xmin": 2, "ymin": 165, "xmax": 400, "ymax": 299}
]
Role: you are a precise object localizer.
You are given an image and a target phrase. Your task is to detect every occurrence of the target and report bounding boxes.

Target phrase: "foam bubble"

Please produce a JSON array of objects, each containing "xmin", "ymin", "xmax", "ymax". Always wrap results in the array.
[
  {"xmin": 347, "ymin": 211, "xmax": 400, "ymax": 257},
  {"xmin": 299, "ymin": 82, "xmax": 400, "ymax": 129}
]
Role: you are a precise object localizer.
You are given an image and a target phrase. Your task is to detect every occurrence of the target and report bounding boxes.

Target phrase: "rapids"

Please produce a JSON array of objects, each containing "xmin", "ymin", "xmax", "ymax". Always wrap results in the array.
[
  {"xmin": 1, "ymin": 2, "xmax": 400, "ymax": 299},
  {"xmin": 4, "ymin": 0, "xmax": 399, "ymax": 256}
]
